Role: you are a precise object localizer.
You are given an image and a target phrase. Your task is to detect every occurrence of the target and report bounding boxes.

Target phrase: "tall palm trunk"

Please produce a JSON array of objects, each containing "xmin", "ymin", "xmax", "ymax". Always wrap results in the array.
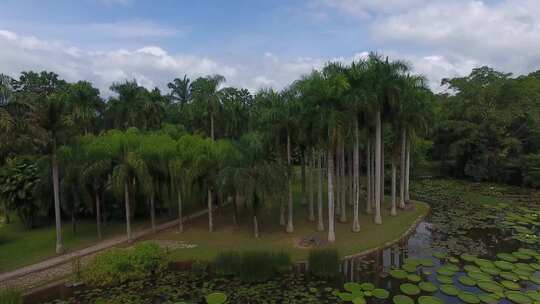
[
  {"xmin": 317, "ymin": 150, "xmax": 325, "ymax": 231},
  {"xmin": 339, "ymin": 143, "xmax": 347, "ymax": 223},
  {"xmin": 279, "ymin": 197, "xmax": 286, "ymax": 226},
  {"xmin": 391, "ymin": 156, "xmax": 397, "ymax": 216},
  {"xmin": 96, "ymin": 193, "xmax": 102, "ymax": 239},
  {"xmin": 208, "ymin": 188, "xmax": 213, "ymax": 232},
  {"xmin": 405, "ymin": 137, "xmax": 411, "ymax": 202},
  {"xmin": 286, "ymin": 130, "xmax": 294, "ymax": 233},
  {"xmin": 150, "ymin": 193, "xmax": 156, "ymax": 233},
  {"xmin": 308, "ymin": 152, "xmax": 315, "ymax": 222},
  {"xmin": 380, "ymin": 136, "xmax": 385, "ymax": 207},
  {"xmin": 210, "ymin": 114, "xmax": 215, "ymax": 141},
  {"xmin": 327, "ymin": 145, "xmax": 336, "ymax": 242},
  {"xmin": 177, "ymin": 191, "xmax": 183, "ymax": 232},
  {"xmin": 352, "ymin": 120, "xmax": 360, "ymax": 232},
  {"xmin": 335, "ymin": 150, "xmax": 341, "ymax": 217},
  {"xmin": 366, "ymin": 136, "xmax": 372, "ymax": 214},
  {"xmin": 301, "ymin": 152, "xmax": 307, "ymax": 206},
  {"xmin": 399, "ymin": 129, "xmax": 407, "ymax": 208},
  {"xmin": 52, "ymin": 146, "xmax": 64, "ymax": 254},
  {"xmin": 374, "ymin": 109, "xmax": 382, "ymax": 224},
  {"xmin": 125, "ymin": 181, "xmax": 132, "ymax": 242},
  {"xmin": 253, "ymin": 214, "xmax": 259, "ymax": 238}
]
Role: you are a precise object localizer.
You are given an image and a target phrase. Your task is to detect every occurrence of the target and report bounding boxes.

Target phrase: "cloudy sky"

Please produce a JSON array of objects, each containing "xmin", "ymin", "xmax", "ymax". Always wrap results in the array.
[{"xmin": 1, "ymin": 0, "xmax": 540, "ymax": 95}]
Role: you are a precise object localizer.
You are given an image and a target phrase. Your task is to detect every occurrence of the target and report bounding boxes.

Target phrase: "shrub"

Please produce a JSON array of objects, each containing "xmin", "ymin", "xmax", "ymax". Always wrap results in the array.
[
  {"xmin": 0, "ymin": 288, "xmax": 22, "ymax": 304},
  {"xmin": 214, "ymin": 251, "xmax": 241, "ymax": 276},
  {"xmin": 308, "ymin": 249, "xmax": 340, "ymax": 278},
  {"xmin": 213, "ymin": 250, "xmax": 291, "ymax": 282},
  {"xmin": 191, "ymin": 260, "xmax": 209, "ymax": 277},
  {"xmin": 82, "ymin": 242, "xmax": 168, "ymax": 286}
]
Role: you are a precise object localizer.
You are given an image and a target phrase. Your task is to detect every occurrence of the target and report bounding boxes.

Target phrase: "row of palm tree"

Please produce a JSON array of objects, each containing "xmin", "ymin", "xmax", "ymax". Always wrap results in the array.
[{"xmin": 0, "ymin": 53, "xmax": 435, "ymax": 254}]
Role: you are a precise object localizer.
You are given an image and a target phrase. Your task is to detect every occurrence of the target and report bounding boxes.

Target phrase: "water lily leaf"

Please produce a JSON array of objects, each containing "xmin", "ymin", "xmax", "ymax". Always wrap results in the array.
[
  {"xmin": 418, "ymin": 281, "xmax": 438, "ymax": 293},
  {"xmin": 418, "ymin": 295, "xmax": 443, "ymax": 304},
  {"xmin": 399, "ymin": 283, "xmax": 420, "ymax": 296},
  {"xmin": 392, "ymin": 294, "xmax": 414, "ymax": 304}
]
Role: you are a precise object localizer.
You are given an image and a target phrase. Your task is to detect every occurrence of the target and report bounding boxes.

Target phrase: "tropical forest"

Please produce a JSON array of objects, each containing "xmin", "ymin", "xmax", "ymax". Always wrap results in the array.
[{"xmin": 1, "ymin": 2, "xmax": 540, "ymax": 304}]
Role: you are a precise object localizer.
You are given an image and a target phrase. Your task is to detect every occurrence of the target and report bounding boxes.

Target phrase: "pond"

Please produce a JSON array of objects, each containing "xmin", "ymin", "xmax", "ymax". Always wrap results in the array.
[{"xmin": 35, "ymin": 180, "xmax": 540, "ymax": 304}]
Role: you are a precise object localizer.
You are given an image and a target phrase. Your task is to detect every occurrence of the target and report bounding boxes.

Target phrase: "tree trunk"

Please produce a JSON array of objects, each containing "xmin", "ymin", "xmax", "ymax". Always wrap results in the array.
[
  {"xmin": 279, "ymin": 197, "xmax": 286, "ymax": 226},
  {"xmin": 233, "ymin": 193, "xmax": 239, "ymax": 226},
  {"xmin": 352, "ymin": 120, "xmax": 360, "ymax": 232},
  {"xmin": 210, "ymin": 114, "xmax": 215, "ymax": 141},
  {"xmin": 327, "ymin": 145, "xmax": 336, "ymax": 242},
  {"xmin": 177, "ymin": 191, "xmax": 183, "ymax": 232},
  {"xmin": 339, "ymin": 143, "xmax": 347, "ymax": 223},
  {"xmin": 52, "ymin": 147, "xmax": 64, "ymax": 254},
  {"xmin": 2, "ymin": 201, "xmax": 9, "ymax": 224},
  {"xmin": 150, "ymin": 193, "xmax": 156, "ymax": 233},
  {"xmin": 286, "ymin": 130, "xmax": 294, "ymax": 233},
  {"xmin": 399, "ymin": 129, "xmax": 406, "ymax": 208},
  {"xmin": 380, "ymin": 135, "xmax": 385, "ymax": 208},
  {"xmin": 335, "ymin": 149, "xmax": 341, "ymax": 217},
  {"xmin": 301, "ymin": 151, "xmax": 307, "ymax": 206},
  {"xmin": 253, "ymin": 215, "xmax": 259, "ymax": 238},
  {"xmin": 71, "ymin": 213, "xmax": 77, "ymax": 235},
  {"xmin": 308, "ymin": 151, "xmax": 315, "ymax": 222},
  {"xmin": 374, "ymin": 109, "xmax": 382, "ymax": 224},
  {"xmin": 405, "ymin": 137, "xmax": 411, "ymax": 202},
  {"xmin": 391, "ymin": 157, "xmax": 397, "ymax": 216},
  {"xmin": 366, "ymin": 136, "xmax": 372, "ymax": 214},
  {"xmin": 317, "ymin": 150, "xmax": 325, "ymax": 231},
  {"xmin": 125, "ymin": 181, "xmax": 132, "ymax": 242},
  {"xmin": 96, "ymin": 193, "xmax": 102, "ymax": 240},
  {"xmin": 208, "ymin": 188, "xmax": 213, "ymax": 232}
]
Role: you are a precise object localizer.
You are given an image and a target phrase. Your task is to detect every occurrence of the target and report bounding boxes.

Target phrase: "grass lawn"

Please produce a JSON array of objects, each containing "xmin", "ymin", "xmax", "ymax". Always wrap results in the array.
[
  {"xmin": 148, "ymin": 195, "xmax": 429, "ymax": 262},
  {"xmin": 0, "ymin": 217, "xmax": 166, "ymax": 273}
]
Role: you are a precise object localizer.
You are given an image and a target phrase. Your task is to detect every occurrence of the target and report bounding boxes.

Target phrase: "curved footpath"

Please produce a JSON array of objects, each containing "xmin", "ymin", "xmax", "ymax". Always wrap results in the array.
[
  {"xmin": 0, "ymin": 201, "xmax": 430, "ymax": 292},
  {"xmin": 0, "ymin": 208, "xmax": 212, "ymax": 291}
]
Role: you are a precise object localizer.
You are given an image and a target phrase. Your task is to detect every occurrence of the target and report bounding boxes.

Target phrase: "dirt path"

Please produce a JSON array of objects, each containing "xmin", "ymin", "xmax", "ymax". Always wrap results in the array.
[{"xmin": 0, "ymin": 208, "xmax": 211, "ymax": 291}]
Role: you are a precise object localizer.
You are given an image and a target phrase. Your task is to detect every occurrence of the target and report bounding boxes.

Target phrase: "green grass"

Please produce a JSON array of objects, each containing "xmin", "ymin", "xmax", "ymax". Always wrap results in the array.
[
  {"xmin": 149, "ymin": 192, "xmax": 429, "ymax": 262},
  {"xmin": 0, "ymin": 217, "xmax": 164, "ymax": 272}
]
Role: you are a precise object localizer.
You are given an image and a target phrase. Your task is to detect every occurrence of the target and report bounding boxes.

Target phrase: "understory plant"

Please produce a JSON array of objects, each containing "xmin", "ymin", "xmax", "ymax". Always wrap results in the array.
[
  {"xmin": 0, "ymin": 288, "xmax": 22, "ymax": 304},
  {"xmin": 308, "ymin": 249, "xmax": 340, "ymax": 278},
  {"xmin": 82, "ymin": 242, "xmax": 168, "ymax": 286},
  {"xmin": 213, "ymin": 250, "xmax": 291, "ymax": 282}
]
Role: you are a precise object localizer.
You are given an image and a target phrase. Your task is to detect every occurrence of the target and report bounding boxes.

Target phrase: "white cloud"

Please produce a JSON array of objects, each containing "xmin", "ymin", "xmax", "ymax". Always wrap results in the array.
[
  {"xmin": 319, "ymin": 0, "xmax": 540, "ymax": 90},
  {"xmin": 0, "ymin": 30, "xmax": 237, "ymax": 96}
]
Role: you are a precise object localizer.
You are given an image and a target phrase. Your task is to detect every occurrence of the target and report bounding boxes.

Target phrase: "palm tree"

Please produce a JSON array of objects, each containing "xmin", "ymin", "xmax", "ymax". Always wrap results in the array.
[
  {"xmin": 191, "ymin": 75, "xmax": 226, "ymax": 141},
  {"xmin": 107, "ymin": 130, "xmax": 151, "ymax": 242}
]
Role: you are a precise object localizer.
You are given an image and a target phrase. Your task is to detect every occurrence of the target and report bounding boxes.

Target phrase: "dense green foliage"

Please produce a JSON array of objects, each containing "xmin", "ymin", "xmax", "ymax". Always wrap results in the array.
[
  {"xmin": 0, "ymin": 157, "xmax": 42, "ymax": 229},
  {"xmin": 81, "ymin": 242, "xmax": 168, "ymax": 287},
  {"xmin": 213, "ymin": 250, "xmax": 291, "ymax": 282},
  {"xmin": 308, "ymin": 249, "xmax": 340, "ymax": 278},
  {"xmin": 432, "ymin": 67, "xmax": 540, "ymax": 186},
  {"xmin": 0, "ymin": 288, "xmax": 22, "ymax": 304}
]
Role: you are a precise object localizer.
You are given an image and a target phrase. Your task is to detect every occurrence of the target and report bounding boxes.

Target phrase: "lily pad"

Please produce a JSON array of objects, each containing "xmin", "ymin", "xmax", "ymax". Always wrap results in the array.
[
  {"xmin": 418, "ymin": 295, "xmax": 443, "ymax": 304},
  {"xmin": 344, "ymin": 282, "xmax": 363, "ymax": 293},
  {"xmin": 477, "ymin": 281, "xmax": 504, "ymax": 294},
  {"xmin": 372, "ymin": 288, "xmax": 389, "ymax": 299},
  {"xmin": 500, "ymin": 280, "xmax": 521, "ymax": 291},
  {"xmin": 505, "ymin": 291, "xmax": 532, "ymax": 304},
  {"xmin": 407, "ymin": 274, "xmax": 421, "ymax": 283},
  {"xmin": 360, "ymin": 282, "xmax": 375, "ymax": 291},
  {"xmin": 477, "ymin": 293, "xmax": 499, "ymax": 304},
  {"xmin": 497, "ymin": 253, "xmax": 518, "ymax": 262},
  {"xmin": 393, "ymin": 295, "xmax": 414, "ymax": 304},
  {"xmin": 436, "ymin": 275, "xmax": 453, "ymax": 284},
  {"xmin": 440, "ymin": 284, "xmax": 460, "ymax": 296},
  {"xmin": 419, "ymin": 281, "xmax": 438, "ymax": 293},
  {"xmin": 458, "ymin": 291, "xmax": 480, "ymax": 304},
  {"xmin": 390, "ymin": 269, "xmax": 408, "ymax": 280},
  {"xmin": 494, "ymin": 260, "xmax": 514, "ymax": 271},
  {"xmin": 205, "ymin": 292, "xmax": 227, "ymax": 304},
  {"xmin": 458, "ymin": 275, "xmax": 477, "ymax": 286},
  {"xmin": 400, "ymin": 283, "xmax": 420, "ymax": 296}
]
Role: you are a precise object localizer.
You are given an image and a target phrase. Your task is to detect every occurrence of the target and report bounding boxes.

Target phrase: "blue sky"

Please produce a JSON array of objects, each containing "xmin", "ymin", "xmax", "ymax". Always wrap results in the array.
[{"xmin": 1, "ymin": 0, "xmax": 539, "ymax": 95}]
